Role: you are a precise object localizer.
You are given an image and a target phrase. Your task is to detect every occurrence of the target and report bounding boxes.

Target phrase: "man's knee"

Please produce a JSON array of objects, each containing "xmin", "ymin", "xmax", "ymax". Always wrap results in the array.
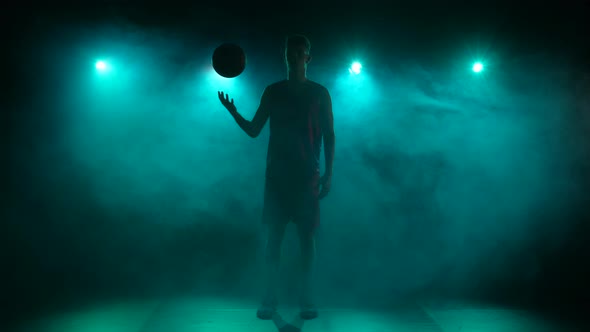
[
  {"xmin": 296, "ymin": 221, "xmax": 315, "ymax": 240},
  {"xmin": 266, "ymin": 236, "xmax": 288, "ymax": 264},
  {"xmin": 297, "ymin": 227, "xmax": 315, "ymax": 255},
  {"xmin": 265, "ymin": 222, "xmax": 287, "ymax": 263},
  {"xmin": 265, "ymin": 245, "xmax": 281, "ymax": 264}
]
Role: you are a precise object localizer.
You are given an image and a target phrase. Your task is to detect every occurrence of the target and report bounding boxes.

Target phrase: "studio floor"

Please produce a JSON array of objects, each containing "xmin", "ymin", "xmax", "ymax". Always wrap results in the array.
[{"xmin": 9, "ymin": 295, "xmax": 587, "ymax": 332}]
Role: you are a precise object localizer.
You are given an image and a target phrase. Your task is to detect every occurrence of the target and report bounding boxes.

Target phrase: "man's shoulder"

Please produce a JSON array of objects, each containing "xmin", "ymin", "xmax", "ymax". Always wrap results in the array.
[
  {"xmin": 266, "ymin": 80, "xmax": 328, "ymax": 90},
  {"xmin": 266, "ymin": 80, "xmax": 288, "ymax": 90},
  {"xmin": 308, "ymin": 80, "xmax": 325, "ymax": 88},
  {"xmin": 306, "ymin": 80, "xmax": 328, "ymax": 91},
  {"xmin": 264, "ymin": 80, "xmax": 330, "ymax": 99}
]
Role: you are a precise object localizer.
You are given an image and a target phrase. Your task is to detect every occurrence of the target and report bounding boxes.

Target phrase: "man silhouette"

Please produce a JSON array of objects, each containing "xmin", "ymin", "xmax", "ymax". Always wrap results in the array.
[{"xmin": 218, "ymin": 34, "xmax": 335, "ymax": 320}]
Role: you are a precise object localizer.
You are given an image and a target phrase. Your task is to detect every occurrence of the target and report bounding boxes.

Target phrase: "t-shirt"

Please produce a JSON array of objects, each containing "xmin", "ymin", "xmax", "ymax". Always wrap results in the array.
[{"xmin": 264, "ymin": 79, "xmax": 329, "ymax": 181}]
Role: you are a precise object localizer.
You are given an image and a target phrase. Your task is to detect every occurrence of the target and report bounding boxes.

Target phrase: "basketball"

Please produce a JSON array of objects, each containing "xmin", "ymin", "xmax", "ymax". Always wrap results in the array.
[{"xmin": 212, "ymin": 43, "xmax": 246, "ymax": 78}]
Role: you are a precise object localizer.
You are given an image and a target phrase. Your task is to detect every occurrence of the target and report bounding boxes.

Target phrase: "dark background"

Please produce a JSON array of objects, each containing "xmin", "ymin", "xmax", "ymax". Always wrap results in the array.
[{"xmin": 5, "ymin": 0, "xmax": 590, "ymax": 327}]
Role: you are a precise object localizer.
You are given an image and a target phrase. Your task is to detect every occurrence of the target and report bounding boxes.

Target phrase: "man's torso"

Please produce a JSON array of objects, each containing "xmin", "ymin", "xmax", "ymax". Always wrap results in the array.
[{"xmin": 265, "ymin": 79, "xmax": 326, "ymax": 181}]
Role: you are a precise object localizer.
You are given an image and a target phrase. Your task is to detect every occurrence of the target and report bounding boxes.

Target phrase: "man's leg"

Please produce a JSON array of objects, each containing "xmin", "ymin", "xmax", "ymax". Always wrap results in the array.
[
  {"xmin": 264, "ymin": 221, "xmax": 288, "ymax": 300},
  {"xmin": 257, "ymin": 219, "xmax": 288, "ymax": 319},
  {"xmin": 296, "ymin": 222, "xmax": 318, "ymax": 319},
  {"xmin": 294, "ymin": 174, "xmax": 320, "ymax": 319}
]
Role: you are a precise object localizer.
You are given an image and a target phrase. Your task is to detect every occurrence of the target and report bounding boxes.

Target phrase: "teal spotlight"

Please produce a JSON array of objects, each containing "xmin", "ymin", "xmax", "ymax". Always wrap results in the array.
[
  {"xmin": 95, "ymin": 60, "xmax": 109, "ymax": 72},
  {"xmin": 472, "ymin": 61, "xmax": 484, "ymax": 73},
  {"xmin": 349, "ymin": 61, "xmax": 362, "ymax": 75}
]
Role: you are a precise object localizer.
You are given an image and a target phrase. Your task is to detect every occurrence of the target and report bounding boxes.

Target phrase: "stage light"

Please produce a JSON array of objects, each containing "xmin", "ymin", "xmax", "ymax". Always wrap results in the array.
[
  {"xmin": 472, "ymin": 62, "xmax": 484, "ymax": 73},
  {"xmin": 349, "ymin": 61, "xmax": 362, "ymax": 75}
]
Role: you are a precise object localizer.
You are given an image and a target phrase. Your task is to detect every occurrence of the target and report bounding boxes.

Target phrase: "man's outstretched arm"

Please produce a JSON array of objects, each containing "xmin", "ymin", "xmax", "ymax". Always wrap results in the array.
[{"xmin": 218, "ymin": 88, "xmax": 271, "ymax": 138}]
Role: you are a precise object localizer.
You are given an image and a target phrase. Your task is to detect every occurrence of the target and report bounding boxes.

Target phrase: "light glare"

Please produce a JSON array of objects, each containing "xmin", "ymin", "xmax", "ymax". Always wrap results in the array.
[
  {"xmin": 349, "ymin": 61, "xmax": 362, "ymax": 75},
  {"xmin": 472, "ymin": 62, "xmax": 484, "ymax": 73},
  {"xmin": 96, "ymin": 61, "xmax": 107, "ymax": 71}
]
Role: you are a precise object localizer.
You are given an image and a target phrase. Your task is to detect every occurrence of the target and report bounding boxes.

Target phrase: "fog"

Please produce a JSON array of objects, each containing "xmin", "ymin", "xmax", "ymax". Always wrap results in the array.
[{"xmin": 8, "ymin": 19, "xmax": 590, "ymax": 310}]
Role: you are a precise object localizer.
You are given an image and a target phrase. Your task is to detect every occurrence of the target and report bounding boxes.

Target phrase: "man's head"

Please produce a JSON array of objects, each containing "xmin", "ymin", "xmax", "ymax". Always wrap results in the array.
[{"xmin": 285, "ymin": 34, "xmax": 312, "ymax": 72}]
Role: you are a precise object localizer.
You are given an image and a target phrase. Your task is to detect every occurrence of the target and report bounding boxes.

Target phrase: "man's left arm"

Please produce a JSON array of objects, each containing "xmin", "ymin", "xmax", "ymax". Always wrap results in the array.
[{"xmin": 320, "ymin": 88, "xmax": 335, "ymax": 177}]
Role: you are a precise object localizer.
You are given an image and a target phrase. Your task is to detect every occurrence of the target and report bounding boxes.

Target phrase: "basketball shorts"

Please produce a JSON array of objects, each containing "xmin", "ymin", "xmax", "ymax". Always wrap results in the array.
[{"xmin": 262, "ymin": 174, "xmax": 320, "ymax": 233}]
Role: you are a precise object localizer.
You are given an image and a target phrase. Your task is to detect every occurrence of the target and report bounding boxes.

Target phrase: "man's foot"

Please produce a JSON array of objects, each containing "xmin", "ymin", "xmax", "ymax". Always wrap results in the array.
[
  {"xmin": 256, "ymin": 295, "xmax": 277, "ymax": 320},
  {"xmin": 299, "ymin": 295, "xmax": 318, "ymax": 320},
  {"xmin": 299, "ymin": 304, "xmax": 318, "ymax": 320}
]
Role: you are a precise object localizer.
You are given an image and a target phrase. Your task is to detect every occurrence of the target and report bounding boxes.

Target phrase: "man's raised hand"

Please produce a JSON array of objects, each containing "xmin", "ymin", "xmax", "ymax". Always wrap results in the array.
[{"xmin": 218, "ymin": 91, "xmax": 237, "ymax": 114}]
